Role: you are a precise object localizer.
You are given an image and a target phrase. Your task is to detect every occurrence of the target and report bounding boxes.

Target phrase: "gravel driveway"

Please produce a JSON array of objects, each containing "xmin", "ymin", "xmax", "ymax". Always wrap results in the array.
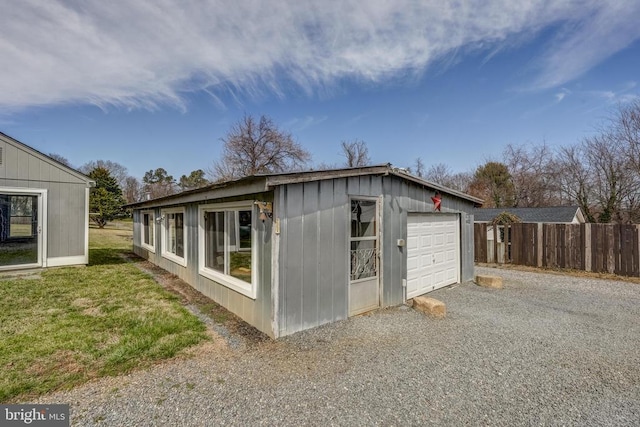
[{"xmin": 34, "ymin": 267, "xmax": 640, "ymax": 426}]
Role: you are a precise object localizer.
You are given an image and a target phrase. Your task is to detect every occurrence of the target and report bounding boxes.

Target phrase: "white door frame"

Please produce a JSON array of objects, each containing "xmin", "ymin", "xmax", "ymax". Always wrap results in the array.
[
  {"xmin": 0, "ymin": 187, "xmax": 47, "ymax": 270},
  {"xmin": 348, "ymin": 196, "xmax": 382, "ymax": 316}
]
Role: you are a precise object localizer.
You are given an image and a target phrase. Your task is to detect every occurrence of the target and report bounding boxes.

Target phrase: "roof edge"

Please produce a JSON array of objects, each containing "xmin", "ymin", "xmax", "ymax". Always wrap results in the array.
[
  {"xmin": 264, "ymin": 164, "xmax": 392, "ymax": 187},
  {"xmin": 127, "ymin": 163, "xmax": 484, "ymax": 208},
  {"xmin": 0, "ymin": 131, "xmax": 95, "ymax": 186}
]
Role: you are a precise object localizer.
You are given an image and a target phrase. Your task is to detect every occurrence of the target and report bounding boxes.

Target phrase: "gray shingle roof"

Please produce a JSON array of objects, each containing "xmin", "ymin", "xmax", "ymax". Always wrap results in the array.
[{"xmin": 473, "ymin": 206, "xmax": 584, "ymax": 223}]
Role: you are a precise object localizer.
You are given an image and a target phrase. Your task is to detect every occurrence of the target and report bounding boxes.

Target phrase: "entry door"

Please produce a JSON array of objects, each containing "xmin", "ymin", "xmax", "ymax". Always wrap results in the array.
[
  {"xmin": 0, "ymin": 192, "xmax": 43, "ymax": 269},
  {"xmin": 349, "ymin": 198, "xmax": 380, "ymax": 316},
  {"xmin": 406, "ymin": 214, "xmax": 460, "ymax": 298}
]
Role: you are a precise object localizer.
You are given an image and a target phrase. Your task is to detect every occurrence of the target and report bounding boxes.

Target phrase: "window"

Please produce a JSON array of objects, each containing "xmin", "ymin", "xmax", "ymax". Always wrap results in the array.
[
  {"xmin": 199, "ymin": 202, "xmax": 256, "ymax": 299},
  {"xmin": 141, "ymin": 211, "xmax": 155, "ymax": 252},
  {"xmin": 350, "ymin": 199, "xmax": 378, "ymax": 281},
  {"xmin": 161, "ymin": 208, "xmax": 186, "ymax": 266}
]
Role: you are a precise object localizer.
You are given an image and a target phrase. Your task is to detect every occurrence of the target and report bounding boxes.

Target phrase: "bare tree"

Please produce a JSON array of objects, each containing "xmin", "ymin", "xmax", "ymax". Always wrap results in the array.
[
  {"xmin": 612, "ymin": 100, "xmax": 640, "ymax": 221},
  {"xmin": 415, "ymin": 161, "xmax": 471, "ymax": 192},
  {"xmin": 503, "ymin": 142, "xmax": 558, "ymax": 207},
  {"xmin": 122, "ymin": 176, "xmax": 142, "ymax": 204},
  {"xmin": 313, "ymin": 161, "xmax": 340, "ymax": 170},
  {"xmin": 340, "ymin": 139, "xmax": 371, "ymax": 167},
  {"xmin": 424, "ymin": 163, "xmax": 452, "ymax": 185},
  {"xmin": 554, "ymin": 137, "xmax": 634, "ymax": 223},
  {"xmin": 446, "ymin": 171, "xmax": 474, "ymax": 193},
  {"xmin": 583, "ymin": 133, "xmax": 633, "ymax": 223},
  {"xmin": 616, "ymin": 100, "xmax": 640, "ymax": 173},
  {"xmin": 413, "ymin": 158, "xmax": 425, "ymax": 178},
  {"xmin": 80, "ymin": 160, "xmax": 128, "ymax": 188},
  {"xmin": 554, "ymin": 144, "xmax": 595, "ymax": 221},
  {"xmin": 553, "ymin": 101, "xmax": 640, "ymax": 223},
  {"xmin": 48, "ymin": 153, "xmax": 72, "ymax": 167},
  {"xmin": 211, "ymin": 114, "xmax": 311, "ymax": 181}
]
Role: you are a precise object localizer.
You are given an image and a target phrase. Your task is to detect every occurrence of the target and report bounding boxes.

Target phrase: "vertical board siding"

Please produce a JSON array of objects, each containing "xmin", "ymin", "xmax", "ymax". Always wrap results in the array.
[
  {"xmin": 388, "ymin": 177, "xmax": 407, "ymax": 305},
  {"xmin": 258, "ymin": 203, "xmax": 273, "ymax": 334},
  {"xmin": 133, "ymin": 198, "xmax": 274, "ymax": 338},
  {"xmin": 281, "ymin": 183, "xmax": 304, "ymax": 334},
  {"xmin": 318, "ymin": 180, "xmax": 336, "ymax": 324},
  {"xmin": 380, "ymin": 176, "xmax": 396, "ymax": 306},
  {"xmin": 460, "ymin": 212, "xmax": 475, "ymax": 281},
  {"xmin": 17, "ymin": 149, "xmax": 29, "ymax": 180},
  {"xmin": 331, "ymin": 179, "xmax": 349, "ymax": 323},
  {"xmin": 0, "ymin": 179, "xmax": 89, "ymax": 259},
  {"xmin": 0, "ymin": 138, "xmax": 92, "ymax": 263},
  {"xmin": 278, "ymin": 180, "xmax": 350, "ymax": 336},
  {"xmin": 302, "ymin": 182, "xmax": 320, "ymax": 328}
]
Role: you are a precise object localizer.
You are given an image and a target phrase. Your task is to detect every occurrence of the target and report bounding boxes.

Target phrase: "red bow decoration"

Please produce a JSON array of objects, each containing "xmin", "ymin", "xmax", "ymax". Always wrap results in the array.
[{"xmin": 431, "ymin": 192, "xmax": 441, "ymax": 211}]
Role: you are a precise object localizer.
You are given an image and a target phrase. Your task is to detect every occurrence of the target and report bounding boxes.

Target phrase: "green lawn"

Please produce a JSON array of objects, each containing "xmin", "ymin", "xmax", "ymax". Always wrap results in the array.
[{"xmin": 0, "ymin": 221, "xmax": 207, "ymax": 402}]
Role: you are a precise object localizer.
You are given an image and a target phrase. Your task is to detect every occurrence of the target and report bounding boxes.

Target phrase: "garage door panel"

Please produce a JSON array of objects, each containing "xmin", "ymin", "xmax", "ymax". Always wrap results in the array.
[
  {"xmin": 407, "ymin": 256, "xmax": 418, "ymax": 271},
  {"xmin": 406, "ymin": 214, "xmax": 460, "ymax": 299},
  {"xmin": 446, "ymin": 250, "xmax": 455, "ymax": 261},
  {"xmin": 420, "ymin": 254, "xmax": 431, "ymax": 267}
]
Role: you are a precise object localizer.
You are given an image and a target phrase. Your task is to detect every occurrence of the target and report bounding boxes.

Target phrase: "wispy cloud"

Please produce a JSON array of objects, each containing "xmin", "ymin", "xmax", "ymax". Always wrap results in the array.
[
  {"xmin": 530, "ymin": 3, "xmax": 640, "ymax": 90},
  {"xmin": 285, "ymin": 115, "xmax": 328, "ymax": 132},
  {"xmin": 554, "ymin": 88, "xmax": 571, "ymax": 103},
  {"xmin": 585, "ymin": 81, "xmax": 638, "ymax": 104},
  {"xmin": 1, "ymin": 1, "xmax": 639, "ymax": 111}
]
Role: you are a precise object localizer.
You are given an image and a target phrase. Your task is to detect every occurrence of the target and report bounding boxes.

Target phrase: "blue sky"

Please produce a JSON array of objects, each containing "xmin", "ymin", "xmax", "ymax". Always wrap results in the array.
[{"xmin": 1, "ymin": 1, "xmax": 640, "ymax": 181}]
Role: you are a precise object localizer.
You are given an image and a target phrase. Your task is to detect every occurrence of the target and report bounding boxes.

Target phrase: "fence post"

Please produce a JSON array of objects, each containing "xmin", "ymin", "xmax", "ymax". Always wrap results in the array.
[
  {"xmin": 536, "ymin": 223, "xmax": 543, "ymax": 267},
  {"xmin": 637, "ymin": 224, "xmax": 640, "ymax": 277},
  {"xmin": 493, "ymin": 225, "xmax": 498, "ymax": 264},
  {"xmin": 583, "ymin": 223, "xmax": 591, "ymax": 272}
]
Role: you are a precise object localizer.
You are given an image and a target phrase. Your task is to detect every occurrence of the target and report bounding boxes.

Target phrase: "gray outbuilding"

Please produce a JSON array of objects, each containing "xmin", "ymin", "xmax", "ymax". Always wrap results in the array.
[
  {"xmin": 0, "ymin": 132, "xmax": 95, "ymax": 271},
  {"xmin": 129, "ymin": 164, "xmax": 482, "ymax": 338}
]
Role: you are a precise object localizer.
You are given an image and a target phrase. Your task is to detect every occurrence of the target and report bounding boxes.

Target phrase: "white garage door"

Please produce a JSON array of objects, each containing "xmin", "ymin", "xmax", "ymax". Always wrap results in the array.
[{"xmin": 406, "ymin": 214, "xmax": 460, "ymax": 299}]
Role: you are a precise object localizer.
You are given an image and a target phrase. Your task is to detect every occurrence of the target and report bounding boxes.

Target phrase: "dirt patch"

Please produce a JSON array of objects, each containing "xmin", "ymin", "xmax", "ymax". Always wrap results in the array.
[
  {"xmin": 72, "ymin": 297, "xmax": 93, "ymax": 308},
  {"xmin": 26, "ymin": 350, "xmax": 85, "ymax": 377},
  {"xmin": 120, "ymin": 252, "xmax": 269, "ymax": 345}
]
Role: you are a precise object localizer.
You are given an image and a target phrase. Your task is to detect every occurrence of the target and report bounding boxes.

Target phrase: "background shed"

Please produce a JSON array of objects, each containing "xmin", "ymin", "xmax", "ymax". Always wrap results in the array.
[{"xmin": 0, "ymin": 132, "xmax": 94, "ymax": 270}]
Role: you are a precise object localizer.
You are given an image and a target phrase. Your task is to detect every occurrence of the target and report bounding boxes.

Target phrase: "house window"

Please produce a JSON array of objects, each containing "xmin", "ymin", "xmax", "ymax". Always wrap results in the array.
[
  {"xmin": 199, "ymin": 203, "xmax": 256, "ymax": 299},
  {"xmin": 161, "ymin": 208, "xmax": 186, "ymax": 266},
  {"xmin": 141, "ymin": 211, "xmax": 155, "ymax": 252}
]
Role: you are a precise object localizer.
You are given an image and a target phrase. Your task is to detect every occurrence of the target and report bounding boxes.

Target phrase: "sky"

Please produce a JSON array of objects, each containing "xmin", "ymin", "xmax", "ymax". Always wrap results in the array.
[{"xmin": 1, "ymin": 0, "xmax": 640, "ymax": 181}]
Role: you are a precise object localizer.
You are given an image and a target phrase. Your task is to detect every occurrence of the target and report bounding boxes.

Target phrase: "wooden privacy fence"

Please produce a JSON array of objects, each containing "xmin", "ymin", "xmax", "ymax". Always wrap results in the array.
[{"xmin": 474, "ymin": 223, "xmax": 640, "ymax": 277}]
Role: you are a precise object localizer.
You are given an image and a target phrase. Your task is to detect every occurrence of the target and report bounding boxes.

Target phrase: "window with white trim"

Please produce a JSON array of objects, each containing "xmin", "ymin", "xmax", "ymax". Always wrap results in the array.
[
  {"xmin": 199, "ymin": 202, "xmax": 256, "ymax": 299},
  {"xmin": 161, "ymin": 208, "xmax": 186, "ymax": 266},
  {"xmin": 141, "ymin": 211, "xmax": 155, "ymax": 252}
]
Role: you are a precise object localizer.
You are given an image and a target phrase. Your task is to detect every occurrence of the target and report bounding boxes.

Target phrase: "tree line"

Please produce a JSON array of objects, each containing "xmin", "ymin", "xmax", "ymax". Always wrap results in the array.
[
  {"xmin": 64, "ymin": 100, "xmax": 639, "ymax": 226},
  {"xmin": 428, "ymin": 100, "xmax": 640, "ymax": 223}
]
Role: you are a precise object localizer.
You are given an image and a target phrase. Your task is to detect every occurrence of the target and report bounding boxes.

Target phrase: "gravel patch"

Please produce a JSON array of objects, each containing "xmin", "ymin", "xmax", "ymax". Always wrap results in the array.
[{"xmin": 32, "ymin": 266, "xmax": 640, "ymax": 426}]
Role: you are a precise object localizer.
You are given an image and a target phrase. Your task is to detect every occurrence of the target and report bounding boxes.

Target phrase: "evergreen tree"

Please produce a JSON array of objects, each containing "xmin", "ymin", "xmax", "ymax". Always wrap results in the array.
[{"xmin": 88, "ymin": 167, "xmax": 126, "ymax": 228}]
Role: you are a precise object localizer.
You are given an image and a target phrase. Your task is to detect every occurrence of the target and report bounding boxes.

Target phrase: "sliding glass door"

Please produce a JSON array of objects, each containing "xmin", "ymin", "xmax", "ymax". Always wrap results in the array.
[{"xmin": 0, "ymin": 192, "xmax": 41, "ymax": 268}]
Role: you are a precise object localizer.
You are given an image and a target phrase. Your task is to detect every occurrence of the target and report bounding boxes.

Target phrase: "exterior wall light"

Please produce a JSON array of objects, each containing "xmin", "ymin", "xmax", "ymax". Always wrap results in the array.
[{"xmin": 254, "ymin": 201, "xmax": 273, "ymax": 222}]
